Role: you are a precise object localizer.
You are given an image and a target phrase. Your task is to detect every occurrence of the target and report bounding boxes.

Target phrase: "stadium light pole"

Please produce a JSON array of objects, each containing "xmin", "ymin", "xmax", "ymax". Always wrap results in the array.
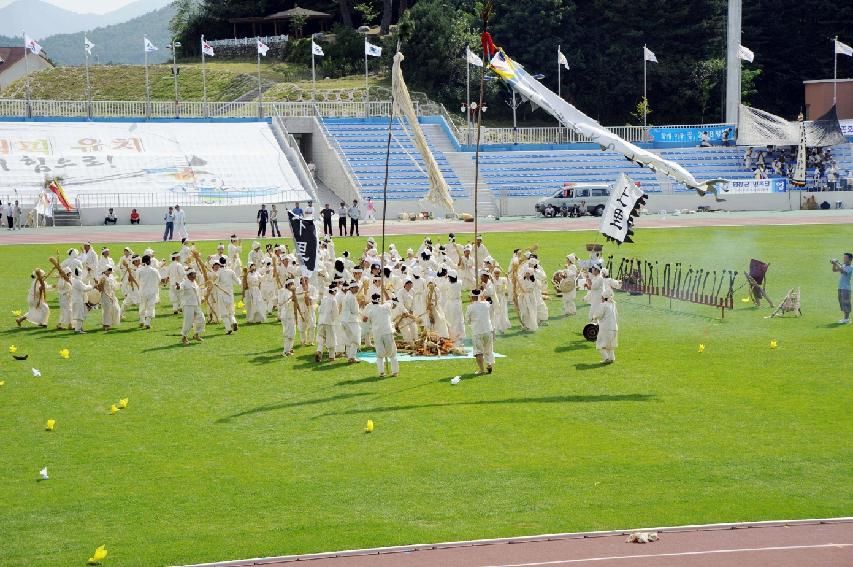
[
  {"xmin": 166, "ymin": 39, "xmax": 182, "ymax": 118},
  {"xmin": 725, "ymin": 0, "xmax": 742, "ymax": 124}
]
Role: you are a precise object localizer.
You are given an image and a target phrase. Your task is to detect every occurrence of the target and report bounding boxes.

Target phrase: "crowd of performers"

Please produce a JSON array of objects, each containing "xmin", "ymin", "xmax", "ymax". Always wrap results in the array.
[{"xmin": 15, "ymin": 233, "xmax": 624, "ymax": 372}]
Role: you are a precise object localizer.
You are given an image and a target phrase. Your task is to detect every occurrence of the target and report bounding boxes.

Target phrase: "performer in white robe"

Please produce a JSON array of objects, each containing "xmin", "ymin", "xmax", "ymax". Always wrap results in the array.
[
  {"xmin": 16, "ymin": 269, "xmax": 49, "ymax": 327},
  {"xmin": 57, "ymin": 268, "xmax": 73, "ymax": 329},
  {"xmin": 591, "ymin": 288, "xmax": 618, "ymax": 363},
  {"xmin": 248, "ymin": 241, "xmax": 264, "ymax": 268},
  {"xmin": 212, "ymin": 259, "xmax": 241, "ymax": 334},
  {"xmin": 277, "ymin": 279, "xmax": 299, "ymax": 356},
  {"xmin": 121, "ymin": 256, "xmax": 142, "ymax": 315},
  {"xmin": 396, "ymin": 280, "xmax": 419, "ymax": 345},
  {"xmin": 340, "ymin": 281, "xmax": 362, "ymax": 363},
  {"xmin": 555, "ymin": 253, "xmax": 578, "ymax": 316},
  {"xmin": 466, "ymin": 289, "xmax": 495, "ymax": 374},
  {"xmin": 492, "ymin": 267, "xmax": 511, "ymax": 334},
  {"xmin": 422, "ymin": 280, "xmax": 450, "ymax": 338},
  {"xmin": 136, "ymin": 255, "xmax": 161, "ymax": 329},
  {"xmin": 474, "ymin": 235, "xmax": 490, "ymax": 270},
  {"xmin": 71, "ymin": 268, "xmax": 93, "ymax": 333},
  {"xmin": 363, "ymin": 295, "xmax": 399, "ymax": 377},
  {"xmin": 517, "ymin": 267, "xmax": 539, "ymax": 332},
  {"xmin": 459, "ymin": 247, "xmax": 476, "ymax": 290},
  {"xmin": 586, "ymin": 265, "xmax": 604, "ymax": 322},
  {"xmin": 443, "ymin": 270, "xmax": 465, "ymax": 340},
  {"xmin": 296, "ymin": 276, "xmax": 317, "ymax": 346},
  {"xmin": 243, "ymin": 264, "xmax": 266, "ymax": 324},
  {"xmin": 98, "ymin": 267, "xmax": 121, "ymax": 330},
  {"xmin": 177, "ymin": 270, "xmax": 205, "ymax": 344},
  {"xmin": 166, "ymin": 253, "xmax": 185, "ymax": 314},
  {"xmin": 315, "ymin": 285, "xmax": 339, "ymax": 361}
]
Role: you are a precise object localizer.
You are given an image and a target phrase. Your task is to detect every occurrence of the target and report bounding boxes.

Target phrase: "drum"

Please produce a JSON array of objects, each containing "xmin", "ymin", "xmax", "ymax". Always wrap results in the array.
[{"xmin": 582, "ymin": 323, "xmax": 599, "ymax": 341}]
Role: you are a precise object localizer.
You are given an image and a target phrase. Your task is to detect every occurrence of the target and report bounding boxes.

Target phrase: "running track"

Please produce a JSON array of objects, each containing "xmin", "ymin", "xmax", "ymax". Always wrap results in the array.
[
  {"xmin": 2, "ymin": 210, "xmax": 853, "ymax": 246},
  {"xmin": 178, "ymin": 519, "xmax": 853, "ymax": 567}
]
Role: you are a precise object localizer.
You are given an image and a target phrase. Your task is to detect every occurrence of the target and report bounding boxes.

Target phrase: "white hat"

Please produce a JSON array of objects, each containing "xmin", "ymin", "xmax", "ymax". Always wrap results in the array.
[
  {"xmin": 567, "ymin": 253, "xmax": 577, "ymax": 263},
  {"xmin": 252, "ymin": 241, "xmax": 261, "ymax": 249},
  {"xmin": 448, "ymin": 269, "xmax": 458, "ymax": 278},
  {"xmin": 601, "ymin": 268, "xmax": 609, "ymax": 277},
  {"xmin": 144, "ymin": 248, "xmax": 154, "ymax": 256}
]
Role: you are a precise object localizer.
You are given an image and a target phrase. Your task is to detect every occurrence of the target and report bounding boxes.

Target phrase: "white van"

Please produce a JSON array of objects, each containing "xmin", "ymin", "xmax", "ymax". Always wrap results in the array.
[{"xmin": 534, "ymin": 183, "xmax": 612, "ymax": 217}]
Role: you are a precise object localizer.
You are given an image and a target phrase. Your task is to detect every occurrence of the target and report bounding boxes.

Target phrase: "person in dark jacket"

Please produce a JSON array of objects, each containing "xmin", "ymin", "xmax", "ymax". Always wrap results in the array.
[{"xmin": 257, "ymin": 204, "xmax": 269, "ymax": 237}]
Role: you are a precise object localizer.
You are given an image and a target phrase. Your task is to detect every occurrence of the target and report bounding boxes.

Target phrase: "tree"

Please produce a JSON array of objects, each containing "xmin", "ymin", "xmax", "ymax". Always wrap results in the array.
[
  {"xmin": 380, "ymin": 0, "xmax": 394, "ymax": 34},
  {"xmin": 290, "ymin": 14, "xmax": 309, "ymax": 38},
  {"xmin": 692, "ymin": 58, "xmax": 724, "ymax": 123},
  {"xmin": 338, "ymin": 0, "xmax": 354, "ymax": 27},
  {"xmin": 354, "ymin": 2, "xmax": 380, "ymax": 25}
]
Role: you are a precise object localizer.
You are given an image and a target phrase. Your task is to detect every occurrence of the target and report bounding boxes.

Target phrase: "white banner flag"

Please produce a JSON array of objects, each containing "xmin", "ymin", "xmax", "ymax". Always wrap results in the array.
[
  {"xmin": 25, "ymin": 35, "xmax": 42, "ymax": 55},
  {"xmin": 836, "ymin": 39, "xmax": 853, "ymax": 57},
  {"xmin": 312, "ymin": 41, "xmax": 324, "ymax": 56},
  {"xmin": 144, "ymin": 37, "xmax": 158, "ymax": 52},
  {"xmin": 201, "ymin": 39, "xmax": 214, "ymax": 57},
  {"xmin": 643, "ymin": 46, "xmax": 657, "ymax": 63},
  {"xmin": 257, "ymin": 38, "xmax": 269, "ymax": 56},
  {"xmin": 600, "ymin": 173, "xmax": 646, "ymax": 244},
  {"xmin": 84, "ymin": 37, "xmax": 95, "ymax": 55},
  {"xmin": 466, "ymin": 46, "xmax": 483, "ymax": 67},
  {"xmin": 558, "ymin": 49, "xmax": 569, "ymax": 70},
  {"xmin": 737, "ymin": 44, "xmax": 754, "ymax": 63},
  {"xmin": 365, "ymin": 41, "xmax": 382, "ymax": 57}
]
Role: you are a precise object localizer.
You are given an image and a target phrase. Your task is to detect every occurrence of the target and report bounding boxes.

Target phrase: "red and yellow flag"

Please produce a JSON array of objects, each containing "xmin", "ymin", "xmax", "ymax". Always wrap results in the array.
[{"xmin": 48, "ymin": 179, "xmax": 72, "ymax": 211}]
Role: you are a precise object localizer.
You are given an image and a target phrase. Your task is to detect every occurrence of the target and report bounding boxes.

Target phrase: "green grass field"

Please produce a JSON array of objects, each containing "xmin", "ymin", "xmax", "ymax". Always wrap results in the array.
[{"xmin": 1, "ymin": 225, "xmax": 851, "ymax": 567}]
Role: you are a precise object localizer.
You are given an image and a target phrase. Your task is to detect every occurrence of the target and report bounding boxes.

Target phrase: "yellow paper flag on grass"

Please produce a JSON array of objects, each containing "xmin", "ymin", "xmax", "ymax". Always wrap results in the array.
[
  {"xmin": 365, "ymin": 419, "xmax": 374, "ymax": 433},
  {"xmin": 12, "ymin": 310, "xmax": 22, "ymax": 317},
  {"xmin": 770, "ymin": 339, "xmax": 778, "ymax": 349},
  {"xmin": 9, "ymin": 345, "xmax": 17, "ymax": 353},
  {"xmin": 698, "ymin": 344, "xmax": 705, "ymax": 353},
  {"xmin": 59, "ymin": 348, "xmax": 70, "ymax": 359},
  {"xmin": 87, "ymin": 544, "xmax": 108, "ymax": 565},
  {"xmin": 118, "ymin": 398, "xmax": 128, "ymax": 409},
  {"xmin": 110, "ymin": 404, "xmax": 118, "ymax": 415},
  {"xmin": 45, "ymin": 419, "xmax": 56, "ymax": 431}
]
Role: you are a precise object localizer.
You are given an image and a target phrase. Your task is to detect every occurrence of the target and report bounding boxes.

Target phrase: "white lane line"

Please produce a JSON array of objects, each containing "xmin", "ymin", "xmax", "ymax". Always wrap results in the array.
[{"xmin": 481, "ymin": 543, "xmax": 853, "ymax": 567}]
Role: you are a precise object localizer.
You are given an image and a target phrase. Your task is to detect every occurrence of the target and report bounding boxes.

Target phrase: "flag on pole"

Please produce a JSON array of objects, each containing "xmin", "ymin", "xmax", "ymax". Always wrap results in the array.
[
  {"xmin": 465, "ymin": 46, "xmax": 483, "ymax": 67},
  {"xmin": 84, "ymin": 37, "xmax": 95, "ymax": 55},
  {"xmin": 47, "ymin": 179, "xmax": 72, "ymax": 211},
  {"xmin": 365, "ymin": 41, "xmax": 382, "ymax": 57},
  {"xmin": 24, "ymin": 35, "xmax": 42, "ymax": 55},
  {"xmin": 836, "ymin": 39, "xmax": 853, "ymax": 57},
  {"xmin": 257, "ymin": 38, "xmax": 269, "ymax": 56},
  {"xmin": 558, "ymin": 49, "xmax": 569, "ymax": 70},
  {"xmin": 201, "ymin": 39, "xmax": 214, "ymax": 57},
  {"xmin": 643, "ymin": 46, "xmax": 657, "ymax": 63},
  {"xmin": 144, "ymin": 37, "xmax": 158, "ymax": 52},
  {"xmin": 312, "ymin": 41, "xmax": 324, "ymax": 56},
  {"xmin": 737, "ymin": 44, "xmax": 754, "ymax": 63},
  {"xmin": 287, "ymin": 210, "xmax": 318, "ymax": 275},
  {"xmin": 489, "ymin": 49, "xmax": 516, "ymax": 80}
]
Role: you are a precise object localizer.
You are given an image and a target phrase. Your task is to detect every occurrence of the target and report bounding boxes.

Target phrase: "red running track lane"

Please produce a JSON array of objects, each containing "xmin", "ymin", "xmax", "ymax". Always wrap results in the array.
[
  {"xmin": 179, "ymin": 520, "xmax": 853, "ymax": 567},
  {"xmin": 2, "ymin": 211, "xmax": 853, "ymax": 246}
]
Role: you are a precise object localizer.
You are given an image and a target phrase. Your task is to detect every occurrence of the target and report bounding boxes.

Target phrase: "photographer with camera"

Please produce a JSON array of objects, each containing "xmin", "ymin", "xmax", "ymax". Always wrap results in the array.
[{"xmin": 831, "ymin": 253, "xmax": 852, "ymax": 324}]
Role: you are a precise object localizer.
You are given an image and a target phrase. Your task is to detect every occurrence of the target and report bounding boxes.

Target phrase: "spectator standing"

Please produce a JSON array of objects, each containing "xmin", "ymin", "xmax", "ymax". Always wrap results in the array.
[
  {"xmin": 257, "ymin": 204, "xmax": 269, "ymax": 237},
  {"xmin": 13, "ymin": 200, "xmax": 22, "ymax": 229},
  {"xmin": 320, "ymin": 203, "xmax": 334, "ymax": 236},
  {"xmin": 291, "ymin": 202, "xmax": 303, "ymax": 218},
  {"xmin": 348, "ymin": 199, "xmax": 361, "ymax": 236},
  {"xmin": 303, "ymin": 200, "xmax": 315, "ymax": 221},
  {"xmin": 721, "ymin": 128, "xmax": 731, "ymax": 146},
  {"xmin": 130, "ymin": 209, "xmax": 140, "ymax": 224},
  {"xmin": 831, "ymin": 253, "xmax": 852, "ymax": 324},
  {"xmin": 366, "ymin": 197, "xmax": 376, "ymax": 223},
  {"xmin": 699, "ymin": 131, "xmax": 711, "ymax": 147},
  {"xmin": 174, "ymin": 204, "xmax": 189, "ymax": 240},
  {"xmin": 163, "ymin": 206, "xmax": 175, "ymax": 241},
  {"xmin": 104, "ymin": 208, "xmax": 117, "ymax": 225},
  {"xmin": 337, "ymin": 201, "xmax": 347, "ymax": 236},
  {"xmin": 827, "ymin": 162, "xmax": 839, "ymax": 191},
  {"xmin": 270, "ymin": 204, "xmax": 282, "ymax": 237},
  {"xmin": 813, "ymin": 166, "xmax": 822, "ymax": 190}
]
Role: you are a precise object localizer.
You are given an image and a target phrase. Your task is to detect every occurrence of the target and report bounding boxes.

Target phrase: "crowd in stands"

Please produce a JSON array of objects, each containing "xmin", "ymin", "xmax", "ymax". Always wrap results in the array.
[{"xmin": 743, "ymin": 146, "xmax": 849, "ymax": 190}]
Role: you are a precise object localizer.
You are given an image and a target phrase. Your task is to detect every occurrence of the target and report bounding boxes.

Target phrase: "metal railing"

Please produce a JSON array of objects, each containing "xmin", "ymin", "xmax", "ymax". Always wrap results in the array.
[
  {"xmin": 207, "ymin": 35, "xmax": 289, "ymax": 48},
  {"xmin": 479, "ymin": 125, "xmax": 650, "ymax": 146}
]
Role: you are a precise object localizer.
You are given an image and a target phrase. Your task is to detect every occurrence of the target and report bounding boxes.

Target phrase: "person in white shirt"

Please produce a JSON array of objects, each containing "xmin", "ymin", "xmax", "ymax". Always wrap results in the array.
[
  {"xmin": 97, "ymin": 247, "xmax": 115, "ymax": 277},
  {"xmin": 315, "ymin": 284, "xmax": 339, "ymax": 361},
  {"xmin": 16, "ymin": 269, "xmax": 50, "ymax": 328},
  {"xmin": 591, "ymin": 288, "xmax": 618, "ymax": 363},
  {"xmin": 555, "ymin": 254, "xmax": 578, "ymax": 316},
  {"xmin": 177, "ymin": 270, "xmax": 205, "ymax": 344},
  {"xmin": 363, "ymin": 294, "xmax": 399, "ymax": 377},
  {"xmin": 227, "ymin": 235, "xmax": 242, "ymax": 273},
  {"xmin": 136, "ymin": 255, "xmax": 161, "ymax": 329},
  {"xmin": 243, "ymin": 263, "xmax": 266, "ymax": 324},
  {"xmin": 174, "ymin": 204, "xmax": 189, "ymax": 240},
  {"xmin": 303, "ymin": 200, "xmax": 315, "ymax": 221},
  {"xmin": 71, "ymin": 268, "xmax": 93, "ymax": 333},
  {"xmin": 98, "ymin": 267, "xmax": 122, "ymax": 330},
  {"xmin": 442, "ymin": 270, "xmax": 465, "ymax": 340},
  {"xmin": 57, "ymin": 268, "xmax": 73, "ymax": 330},
  {"xmin": 339, "ymin": 281, "xmax": 363, "ymax": 363},
  {"xmin": 277, "ymin": 279, "xmax": 299, "ymax": 356},
  {"xmin": 166, "ymin": 253, "xmax": 185, "ymax": 314},
  {"xmin": 296, "ymin": 275, "xmax": 317, "ymax": 345},
  {"xmin": 465, "ymin": 289, "xmax": 494, "ymax": 375},
  {"xmin": 212, "ymin": 258, "xmax": 240, "ymax": 334},
  {"xmin": 585, "ymin": 265, "xmax": 604, "ymax": 322}
]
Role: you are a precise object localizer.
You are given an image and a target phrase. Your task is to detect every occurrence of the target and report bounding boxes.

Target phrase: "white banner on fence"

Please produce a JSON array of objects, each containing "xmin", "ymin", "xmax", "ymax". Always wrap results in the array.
[
  {"xmin": 724, "ymin": 178, "xmax": 786, "ymax": 194},
  {"xmin": 0, "ymin": 122, "xmax": 308, "ymax": 204},
  {"xmin": 840, "ymin": 119, "xmax": 853, "ymax": 137}
]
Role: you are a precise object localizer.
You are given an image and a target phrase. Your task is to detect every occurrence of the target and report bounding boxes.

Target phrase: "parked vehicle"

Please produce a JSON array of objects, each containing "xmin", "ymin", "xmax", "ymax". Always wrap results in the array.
[{"xmin": 534, "ymin": 183, "xmax": 612, "ymax": 217}]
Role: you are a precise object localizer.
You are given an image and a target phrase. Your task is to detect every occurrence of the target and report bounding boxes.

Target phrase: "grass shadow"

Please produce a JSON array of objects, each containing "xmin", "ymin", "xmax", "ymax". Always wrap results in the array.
[
  {"xmin": 575, "ymin": 362, "xmax": 607, "ymax": 371},
  {"xmin": 320, "ymin": 393, "xmax": 655, "ymax": 417},
  {"xmin": 217, "ymin": 392, "xmax": 370, "ymax": 423},
  {"xmin": 336, "ymin": 375, "xmax": 386, "ymax": 386},
  {"xmin": 555, "ymin": 339, "xmax": 590, "ymax": 353}
]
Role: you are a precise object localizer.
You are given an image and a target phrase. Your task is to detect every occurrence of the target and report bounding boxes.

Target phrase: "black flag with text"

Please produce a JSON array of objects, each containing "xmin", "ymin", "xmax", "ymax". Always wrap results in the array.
[{"xmin": 287, "ymin": 210, "xmax": 318, "ymax": 275}]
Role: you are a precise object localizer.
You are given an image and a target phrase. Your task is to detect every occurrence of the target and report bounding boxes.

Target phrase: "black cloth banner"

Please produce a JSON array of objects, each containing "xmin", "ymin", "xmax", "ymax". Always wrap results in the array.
[{"xmin": 287, "ymin": 210, "xmax": 318, "ymax": 274}]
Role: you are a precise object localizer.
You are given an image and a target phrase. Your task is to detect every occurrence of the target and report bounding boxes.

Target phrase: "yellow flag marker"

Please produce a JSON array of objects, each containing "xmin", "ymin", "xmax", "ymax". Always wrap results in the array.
[
  {"xmin": 698, "ymin": 344, "xmax": 705, "ymax": 353},
  {"xmin": 118, "ymin": 398, "xmax": 128, "ymax": 409},
  {"xmin": 770, "ymin": 339, "xmax": 778, "ymax": 349},
  {"xmin": 9, "ymin": 345, "xmax": 17, "ymax": 353},
  {"xmin": 741, "ymin": 297, "xmax": 751, "ymax": 303},
  {"xmin": 46, "ymin": 419, "xmax": 56, "ymax": 431},
  {"xmin": 12, "ymin": 310, "xmax": 22, "ymax": 317},
  {"xmin": 0, "ymin": 381, "xmax": 5, "ymax": 386},
  {"xmin": 241, "ymin": 309, "xmax": 248, "ymax": 315},
  {"xmin": 110, "ymin": 404, "xmax": 118, "ymax": 415},
  {"xmin": 59, "ymin": 348, "xmax": 70, "ymax": 359},
  {"xmin": 365, "ymin": 419, "xmax": 374, "ymax": 433},
  {"xmin": 236, "ymin": 300, "xmax": 245, "ymax": 309},
  {"xmin": 87, "ymin": 544, "xmax": 108, "ymax": 565}
]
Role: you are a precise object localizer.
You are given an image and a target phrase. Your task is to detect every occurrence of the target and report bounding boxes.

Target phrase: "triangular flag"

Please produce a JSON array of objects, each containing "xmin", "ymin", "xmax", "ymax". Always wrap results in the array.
[
  {"xmin": 144, "ymin": 37, "xmax": 158, "ymax": 52},
  {"xmin": 737, "ymin": 44, "xmax": 754, "ymax": 63},
  {"xmin": 201, "ymin": 39, "xmax": 214, "ymax": 57},
  {"xmin": 466, "ymin": 46, "xmax": 483, "ymax": 67},
  {"xmin": 365, "ymin": 41, "xmax": 382, "ymax": 57},
  {"xmin": 489, "ymin": 49, "xmax": 516, "ymax": 80},
  {"xmin": 558, "ymin": 49, "xmax": 569, "ymax": 70},
  {"xmin": 312, "ymin": 41, "xmax": 324, "ymax": 56},
  {"xmin": 643, "ymin": 46, "xmax": 657, "ymax": 63},
  {"xmin": 25, "ymin": 35, "xmax": 42, "ymax": 55},
  {"xmin": 836, "ymin": 39, "xmax": 853, "ymax": 57},
  {"xmin": 84, "ymin": 37, "xmax": 95, "ymax": 56},
  {"xmin": 257, "ymin": 38, "xmax": 269, "ymax": 56}
]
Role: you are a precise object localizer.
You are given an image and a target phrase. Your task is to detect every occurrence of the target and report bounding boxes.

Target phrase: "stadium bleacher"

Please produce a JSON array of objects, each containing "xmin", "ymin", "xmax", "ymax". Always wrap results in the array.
[{"xmin": 322, "ymin": 118, "xmax": 467, "ymax": 201}]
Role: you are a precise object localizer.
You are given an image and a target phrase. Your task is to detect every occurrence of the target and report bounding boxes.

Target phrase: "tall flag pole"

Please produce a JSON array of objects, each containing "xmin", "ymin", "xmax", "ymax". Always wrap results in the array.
[
  {"xmin": 22, "ymin": 31, "xmax": 32, "ymax": 117},
  {"xmin": 256, "ymin": 37, "xmax": 269, "ymax": 118},
  {"xmin": 833, "ymin": 37, "xmax": 853, "ymax": 105},
  {"xmin": 84, "ymin": 36, "xmax": 94, "ymax": 119},
  {"xmin": 642, "ymin": 45, "xmax": 657, "ymax": 127},
  {"xmin": 364, "ymin": 39, "xmax": 382, "ymax": 117},
  {"xmin": 201, "ymin": 35, "xmax": 214, "ymax": 118},
  {"xmin": 143, "ymin": 35, "xmax": 159, "ymax": 118},
  {"xmin": 474, "ymin": 1, "xmax": 496, "ymax": 274},
  {"xmin": 311, "ymin": 37, "xmax": 324, "ymax": 102},
  {"xmin": 557, "ymin": 45, "xmax": 562, "ymax": 99},
  {"xmin": 464, "ymin": 46, "xmax": 483, "ymax": 146}
]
